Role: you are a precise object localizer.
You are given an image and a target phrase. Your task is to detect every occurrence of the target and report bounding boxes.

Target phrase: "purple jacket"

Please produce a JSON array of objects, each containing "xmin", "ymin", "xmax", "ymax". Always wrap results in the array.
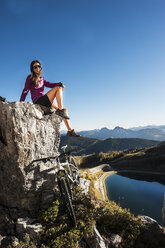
[{"xmin": 20, "ymin": 74, "xmax": 61, "ymax": 103}]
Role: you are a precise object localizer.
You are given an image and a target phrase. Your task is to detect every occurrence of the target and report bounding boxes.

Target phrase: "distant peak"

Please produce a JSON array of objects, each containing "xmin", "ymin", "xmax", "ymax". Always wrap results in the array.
[
  {"xmin": 114, "ymin": 126, "xmax": 124, "ymax": 130},
  {"xmin": 100, "ymin": 127, "xmax": 109, "ymax": 131}
]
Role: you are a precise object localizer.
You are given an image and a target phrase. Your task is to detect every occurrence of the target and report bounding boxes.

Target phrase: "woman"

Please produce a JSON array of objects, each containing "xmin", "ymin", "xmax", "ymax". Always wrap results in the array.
[{"xmin": 20, "ymin": 60, "xmax": 80, "ymax": 137}]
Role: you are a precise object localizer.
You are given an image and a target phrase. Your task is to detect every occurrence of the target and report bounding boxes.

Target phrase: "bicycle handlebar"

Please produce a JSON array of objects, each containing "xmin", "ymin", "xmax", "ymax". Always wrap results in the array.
[{"xmin": 29, "ymin": 149, "xmax": 76, "ymax": 165}]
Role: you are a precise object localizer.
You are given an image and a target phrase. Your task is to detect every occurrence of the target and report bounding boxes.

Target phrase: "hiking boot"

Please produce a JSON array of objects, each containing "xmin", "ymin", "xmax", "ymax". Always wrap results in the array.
[
  {"xmin": 67, "ymin": 129, "xmax": 81, "ymax": 137},
  {"xmin": 0, "ymin": 96, "xmax": 6, "ymax": 102},
  {"xmin": 55, "ymin": 109, "xmax": 70, "ymax": 119}
]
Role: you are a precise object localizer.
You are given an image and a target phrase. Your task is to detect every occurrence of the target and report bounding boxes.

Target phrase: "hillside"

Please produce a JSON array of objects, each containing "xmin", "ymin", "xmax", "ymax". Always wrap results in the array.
[
  {"xmin": 111, "ymin": 142, "xmax": 165, "ymax": 172},
  {"xmin": 60, "ymin": 135, "xmax": 159, "ymax": 155},
  {"xmin": 79, "ymin": 142, "xmax": 165, "ymax": 173},
  {"xmin": 60, "ymin": 135, "xmax": 98, "ymax": 154}
]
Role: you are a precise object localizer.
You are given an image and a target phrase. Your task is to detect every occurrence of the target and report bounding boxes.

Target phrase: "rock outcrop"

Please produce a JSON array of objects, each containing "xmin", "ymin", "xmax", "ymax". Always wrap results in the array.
[
  {"xmin": 134, "ymin": 215, "xmax": 165, "ymax": 248},
  {"xmin": 0, "ymin": 101, "xmax": 61, "ymax": 211}
]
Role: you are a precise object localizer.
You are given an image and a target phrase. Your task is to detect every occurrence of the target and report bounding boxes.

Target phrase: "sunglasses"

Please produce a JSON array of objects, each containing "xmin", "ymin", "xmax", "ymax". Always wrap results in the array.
[{"xmin": 33, "ymin": 65, "xmax": 42, "ymax": 69}]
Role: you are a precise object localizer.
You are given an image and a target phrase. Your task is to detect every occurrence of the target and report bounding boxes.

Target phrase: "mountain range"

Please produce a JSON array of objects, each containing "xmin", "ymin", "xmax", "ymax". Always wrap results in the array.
[
  {"xmin": 76, "ymin": 126, "xmax": 165, "ymax": 141},
  {"xmin": 130, "ymin": 125, "xmax": 165, "ymax": 132}
]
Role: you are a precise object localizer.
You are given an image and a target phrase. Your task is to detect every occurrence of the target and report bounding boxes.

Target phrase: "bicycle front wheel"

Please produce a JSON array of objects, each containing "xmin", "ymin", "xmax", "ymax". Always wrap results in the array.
[
  {"xmin": 69, "ymin": 156, "xmax": 80, "ymax": 184},
  {"xmin": 60, "ymin": 177, "xmax": 77, "ymax": 226}
]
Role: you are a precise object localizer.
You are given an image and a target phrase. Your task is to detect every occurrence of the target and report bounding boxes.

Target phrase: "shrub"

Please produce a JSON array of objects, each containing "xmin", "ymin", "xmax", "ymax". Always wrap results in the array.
[
  {"xmin": 9, "ymin": 186, "xmax": 143, "ymax": 248},
  {"xmin": 37, "ymin": 188, "xmax": 96, "ymax": 247},
  {"xmin": 96, "ymin": 201, "xmax": 142, "ymax": 248},
  {"xmin": 7, "ymin": 234, "xmax": 39, "ymax": 248},
  {"xmin": 38, "ymin": 200, "xmax": 59, "ymax": 224}
]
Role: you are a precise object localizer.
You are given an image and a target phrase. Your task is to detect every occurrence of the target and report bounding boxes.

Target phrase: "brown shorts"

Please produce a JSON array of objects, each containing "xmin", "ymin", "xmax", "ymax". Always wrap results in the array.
[{"xmin": 34, "ymin": 95, "xmax": 52, "ymax": 107}]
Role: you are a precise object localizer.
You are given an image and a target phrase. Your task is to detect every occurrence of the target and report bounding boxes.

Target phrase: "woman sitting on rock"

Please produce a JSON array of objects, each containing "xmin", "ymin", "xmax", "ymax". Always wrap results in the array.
[{"xmin": 20, "ymin": 60, "xmax": 80, "ymax": 137}]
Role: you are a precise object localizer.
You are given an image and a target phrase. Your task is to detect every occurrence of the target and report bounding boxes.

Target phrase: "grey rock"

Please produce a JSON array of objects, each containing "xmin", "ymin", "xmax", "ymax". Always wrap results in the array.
[
  {"xmin": 0, "ymin": 236, "xmax": 19, "ymax": 248},
  {"xmin": 16, "ymin": 217, "xmax": 42, "ymax": 241},
  {"xmin": 139, "ymin": 215, "xmax": 163, "ymax": 233},
  {"xmin": 109, "ymin": 234, "xmax": 122, "ymax": 248},
  {"xmin": 0, "ymin": 101, "xmax": 62, "ymax": 211},
  {"xmin": 0, "ymin": 235, "xmax": 4, "ymax": 246},
  {"xmin": 9, "ymin": 208, "xmax": 18, "ymax": 221},
  {"xmin": 84, "ymin": 225, "xmax": 109, "ymax": 248},
  {"xmin": 40, "ymin": 189, "xmax": 55, "ymax": 209},
  {"xmin": 0, "ymin": 207, "xmax": 10, "ymax": 235},
  {"xmin": 7, "ymin": 220, "xmax": 15, "ymax": 236},
  {"xmin": 78, "ymin": 239, "xmax": 88, "ymax": 248},
  {"xmin": 79, "ymin": 178, "xmax": 90, "ymax": 195},
  {"xmin": 93, "ymin": 225, "xmax": 110, "ymax": 248},
  {"xmin": 134, "ymin": 215, "xmax": 165, "ymax": 248}
]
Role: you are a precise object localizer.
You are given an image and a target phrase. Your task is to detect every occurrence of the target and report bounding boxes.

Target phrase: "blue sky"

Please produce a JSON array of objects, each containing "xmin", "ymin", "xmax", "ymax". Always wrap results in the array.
[{"xmin": 0, "ymin": 0, "xmax": 165, "ymax": 131}]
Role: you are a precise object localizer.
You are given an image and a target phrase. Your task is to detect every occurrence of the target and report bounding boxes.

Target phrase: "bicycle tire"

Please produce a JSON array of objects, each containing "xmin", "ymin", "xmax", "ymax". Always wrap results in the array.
[
  {"xmin": 69, "ymin": 156, "xmax": 78, "ymax": 168},
  {"xmin": 58, "ymin": 177, "xmax": 77, "ymax": 226},
  {"xmin": 57, "ymin": 169, "xmax": 74, "ymax": 200},
  {"xmin": 69, "ymin": 156, "xmax": 80, "ymax": 184},
  {"xmin": 64, "ymin": 172, "xmax": 74, "ymax": 200}
]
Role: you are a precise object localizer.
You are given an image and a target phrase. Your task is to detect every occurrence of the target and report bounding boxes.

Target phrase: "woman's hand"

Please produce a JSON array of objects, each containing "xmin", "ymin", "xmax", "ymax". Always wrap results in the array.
[{"xmin": 59, "ymin": 82, "xmax": 65, "ymax": 90}]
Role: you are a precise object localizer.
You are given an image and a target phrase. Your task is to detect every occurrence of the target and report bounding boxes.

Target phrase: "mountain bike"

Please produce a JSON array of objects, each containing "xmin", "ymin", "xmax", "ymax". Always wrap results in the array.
[
  {"xmin": 29, "ymin": 145, "xmax": 80, "ymax": 226},
  {"xmin": 56, "ymin": 145, "xmax": 80, "ymax": 226}
]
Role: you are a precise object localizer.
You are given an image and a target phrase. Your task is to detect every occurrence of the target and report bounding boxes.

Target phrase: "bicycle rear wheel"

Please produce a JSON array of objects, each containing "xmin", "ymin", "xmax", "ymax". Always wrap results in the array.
[{"xmin": 58, "ymin": 177, "xmax": 77, "ymax": 226}]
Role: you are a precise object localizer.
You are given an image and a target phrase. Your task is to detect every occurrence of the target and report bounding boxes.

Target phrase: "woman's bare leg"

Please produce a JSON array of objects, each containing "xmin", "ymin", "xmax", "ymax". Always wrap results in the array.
[
  {"xmin": 51, "ymin": 102, "xmax": 72, "ymax": 131},
  {"xmin": 46, "ymin": 86, "xmax": 63, "ymax": 109},
  {"xmin": 46, "ymin": 87, "xmax": 79, "ymax": 136}
]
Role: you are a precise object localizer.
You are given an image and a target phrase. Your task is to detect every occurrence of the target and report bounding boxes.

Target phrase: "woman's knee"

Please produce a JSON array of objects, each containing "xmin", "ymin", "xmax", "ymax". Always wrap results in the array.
[
  {"xmin": 55, "ymin": 86, "xmax": 61, "ymax": 91},
  {"xmin": 51, "ymin": 86, "xmax": 60, "ymax": 92}
]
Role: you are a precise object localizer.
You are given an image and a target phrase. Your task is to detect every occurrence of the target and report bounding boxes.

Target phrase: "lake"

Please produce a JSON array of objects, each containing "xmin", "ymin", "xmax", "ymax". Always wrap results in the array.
[{"xmin": 105, "ymin": 171, "xmax": 165, "ymax": 225}]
